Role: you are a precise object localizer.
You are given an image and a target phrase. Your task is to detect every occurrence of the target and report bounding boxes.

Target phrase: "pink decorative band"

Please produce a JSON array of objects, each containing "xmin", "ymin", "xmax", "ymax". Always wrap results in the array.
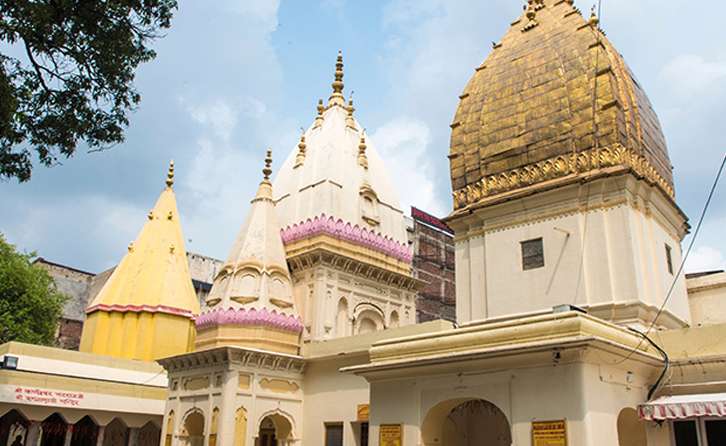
[
  {"xmin": 280, "ymin": 214, "xmax": 413, "ymax": 263},
  {"xmin": 86, "ymin": 303, "xmax": 195, "ymax": 318},
  {"xmin": 195, "ymin": 307, "xmax": 304, "ymax": 334}
]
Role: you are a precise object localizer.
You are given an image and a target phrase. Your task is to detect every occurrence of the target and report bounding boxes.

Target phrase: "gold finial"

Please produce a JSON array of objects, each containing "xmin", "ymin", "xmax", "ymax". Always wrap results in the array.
[
  {"xmin": 294, "ymin": 131, "xmax": 307, "ymax": 168},
  {"xmin": 314, "ymin": 99, "xmax": 325, "ymax": 127},
  {"xmin": 589, "ymin": 6, "xmax": 599, "ymax": 27},
  {"xmin": 521, "ymin": 0, "xmax": 541, "ymax": 32},
  {"xmin": 358, "ymin": 135, "xmax": 368, "ymax": 169},
  {"xmin": 147, "ymin": 210, "xmax": 154, "ymax": 220},
  {"xmin": 329, "ymin": 50, "xmax": 345, "ymax": 106},
  {"xmin": 263, "ymin": 149, "xmax": 273, "ymax": 180},
  {"xmin": 166, "ymin": 160, "xmax": 175, "ymax": 188}
]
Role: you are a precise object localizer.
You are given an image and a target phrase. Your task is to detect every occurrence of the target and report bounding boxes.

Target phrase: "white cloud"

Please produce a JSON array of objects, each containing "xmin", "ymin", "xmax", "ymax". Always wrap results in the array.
[
  {"xmin": 685, "ymin": 245, "xmax": 726, "ymax": 273},
  {"xmin": 660, "ymin": 54, "xmax": 726, "ymax": 97},
  {"xmin": 371, "ymin": 117, "xmax": 446, "ymax": 217}
]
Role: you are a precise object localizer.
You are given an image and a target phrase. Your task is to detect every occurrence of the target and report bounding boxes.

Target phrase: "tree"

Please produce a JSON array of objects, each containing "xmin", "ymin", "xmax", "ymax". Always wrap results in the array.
[
  {"xmin": 0, "ymin": 233, "xmax": 67, "ymax": 345},
  {"xmin": 0, "ymin": 0, "xmax": 177, "ymax": 182}
]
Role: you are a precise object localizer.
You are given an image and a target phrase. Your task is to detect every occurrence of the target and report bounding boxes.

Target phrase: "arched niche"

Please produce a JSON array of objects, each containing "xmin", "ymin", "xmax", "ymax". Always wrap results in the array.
[
  {"xmin": 421, "ymin": 399, "xmax": 511, "ymax": 446},
  {"xmin": 164, "ymin": 411, "xmax": 175, "ymax": 446},
  {"xmin": 209, "ymin": 408, "xmax": 220, "ymax": 446},
  {"xmin": 617, "ymin": 408, "xmax": 647, "ymax": 446},
  {"xmin": 336, "ymin": 298, "xmax": 349, "ymax": 338},
  {"xmin": 389, "ymin": 310, "xmax": 400, "ymax": 329},
  {"xmin": 180, "ymin": 410, "xmax": 205, "ymax": 446},
  {"xmin": 234, "ymin": 407, "xmax": 247, "ymax": 446}
]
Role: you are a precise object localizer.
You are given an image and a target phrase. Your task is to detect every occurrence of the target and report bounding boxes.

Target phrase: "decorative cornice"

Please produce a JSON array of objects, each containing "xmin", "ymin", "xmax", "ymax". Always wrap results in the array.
[
  {"xmin": 280, "ymin": 214, "xmax": 413, "ymax": 263},
  {"xmin": 287, "ymin": 247, "xmax": 421, "ymax": 291},
  {"xmin": 452, "ymin": 145, "xmax": 675, "ymax": 211},
  {"xmin": 86, "ymin": 303, "xmax": 195, "ymax": 318},
  {"xmin": 159, "ymin": 346, "xmax": 305, "ymax": 375},
  {"xmin": 196, "ymin": 307, "xmax": 304, "ymax": 334}
]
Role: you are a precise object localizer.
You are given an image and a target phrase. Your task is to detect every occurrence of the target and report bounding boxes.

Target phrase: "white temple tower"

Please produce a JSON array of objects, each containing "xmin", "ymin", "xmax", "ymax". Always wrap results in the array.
[{"xmin": 274, "ymin": 52, "xmax": 419, "ymax": 341}]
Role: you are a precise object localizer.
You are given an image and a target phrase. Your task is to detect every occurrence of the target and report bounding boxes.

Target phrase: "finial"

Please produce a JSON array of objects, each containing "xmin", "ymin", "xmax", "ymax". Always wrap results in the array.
[
  {"xmin": 346, "ymin": 98, "xmax": 357, "ymax": 130},
  {"xmin": 294, "ymin": 131, "xmax": 307, "ymax": 168},
  {"xmin": 314, "ymin": 99, "xmax": 325, "ymax": 128},
  {"xmin": 589, "ymin": 5, "xmax": 599, "ymax": 27},
  {"xmin": 358, "ymin": 134, "xmax": 368, "ymax": 169},
  {"xmin": 166, "ymin": 160, "xmax": 175, "ymax": 188},
  {"xmin": 147, "ymin": 210, "xmax": 154, "ymax": 220},
  {"xmin": 263, "ymin": 149, "xmax": 273, "ymax": 181},
  {"xmin": 522, "ymin": 0, "xmax": 540, "ymax": 31},
  {"xmin": 128, "ymin": 242, "xmax": 135, "ymax": 252},
  {"xmin": 329, "ymin": 50, "xmax": 345, "ymax": 106}
]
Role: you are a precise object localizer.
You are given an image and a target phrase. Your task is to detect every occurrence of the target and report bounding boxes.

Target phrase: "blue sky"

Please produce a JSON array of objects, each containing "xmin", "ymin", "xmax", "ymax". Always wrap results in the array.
[{"xmin": 1, "ymin": 0, "xmax": 725, "ymax": 274}]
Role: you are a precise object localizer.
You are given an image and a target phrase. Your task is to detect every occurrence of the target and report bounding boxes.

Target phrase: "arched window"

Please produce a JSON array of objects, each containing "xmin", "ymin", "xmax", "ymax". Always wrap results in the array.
[
  {"xmin": 103, "ymin": 418, "xmax": 129, "ymax": 446},
  {"xmin": 71, "ymin": 416, "xmax": 98, "ymax": 446},
  {"xmin": 40, "ymin": 413, "xmax": 68, "ymax": 446}
]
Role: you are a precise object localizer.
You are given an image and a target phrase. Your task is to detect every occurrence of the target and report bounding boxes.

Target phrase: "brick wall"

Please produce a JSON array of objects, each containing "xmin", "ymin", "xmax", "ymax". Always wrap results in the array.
[{"xmin": 409, "ymin": 209, "xmax": 456, "ymax": 322}]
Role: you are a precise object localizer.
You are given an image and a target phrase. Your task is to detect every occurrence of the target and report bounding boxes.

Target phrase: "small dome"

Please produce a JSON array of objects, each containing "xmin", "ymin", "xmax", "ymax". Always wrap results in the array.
[{"xmin": 449, "ymin": 0, "xmax": 673, "ymax": 212}]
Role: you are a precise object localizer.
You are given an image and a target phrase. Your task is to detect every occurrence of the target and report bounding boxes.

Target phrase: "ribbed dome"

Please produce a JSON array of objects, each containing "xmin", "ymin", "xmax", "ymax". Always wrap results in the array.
[{"xmin": 449, "ymin": 0, "xmax": 674, "ymax": 212}]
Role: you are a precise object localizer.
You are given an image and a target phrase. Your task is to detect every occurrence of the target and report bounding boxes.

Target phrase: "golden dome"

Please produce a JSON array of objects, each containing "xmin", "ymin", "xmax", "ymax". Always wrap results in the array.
[{"xmin": 449, "ymin": 0, "xmax": 674, "ymax": 212}]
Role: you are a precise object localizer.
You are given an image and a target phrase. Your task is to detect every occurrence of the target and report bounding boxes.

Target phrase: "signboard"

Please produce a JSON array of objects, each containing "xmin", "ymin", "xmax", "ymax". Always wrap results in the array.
[
  {"xmin": 379, "ymin": 424, "xmax": 402, "ymax": 446},
  {"xmin": 357, "ymin": 404, "xmax": 369, "ymax": 422},
  {"xmin": 532, "ymin": 420, "xmax": 567, "ymax": 446},
  {"xmin": 14, "ymin": 387, "xmax": 84, "ymax": 407}
]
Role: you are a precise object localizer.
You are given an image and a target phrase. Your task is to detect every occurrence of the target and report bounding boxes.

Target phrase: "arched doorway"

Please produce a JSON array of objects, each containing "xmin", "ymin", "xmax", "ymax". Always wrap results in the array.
[
  {"xmin": 0, "ymin": 410, "xmax": 29, "ymax": 446},
  {"xmin": 257, "ymin": 414, "xmax": 292, "ymax": 446},
  {"xmin": 138, "ymin": 421, "xmax": 161, "ymax": 446},
  {"xmin": 103, "ymin": 418, "xmax": 129, "ymax": 446},
  {"xmin": 71, "ymin": 416, "xmax": 98, "ymax": 446},
  {"xmin": 180, "ymin": 411, "xmax": 205, "ymax": 446},
  {"xmin": 422, "ymin": 399, "xmax": 511, "ymax": 446},
  {"xmin": 617, "ymin": 408, "xmax": 646, "ymax": 446},
  {"xmin": 40, "ymin": 414, "xmax": 67, "ymax": 446}
]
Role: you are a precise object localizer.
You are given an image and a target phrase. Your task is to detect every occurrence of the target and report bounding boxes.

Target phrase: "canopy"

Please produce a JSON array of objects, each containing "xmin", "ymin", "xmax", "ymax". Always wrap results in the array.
[{"xmin": 639, "ymin": 394, "xmax": 726, "ymax": 421}]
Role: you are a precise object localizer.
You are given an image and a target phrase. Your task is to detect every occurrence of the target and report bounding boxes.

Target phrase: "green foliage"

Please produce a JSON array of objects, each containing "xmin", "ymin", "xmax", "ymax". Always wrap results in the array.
[
  {"xmin": 0, "ymin": 0, "xmax": 178, "ymax": 181},
  {"xmin": 0, "ymin": 233, "xmax": 67, "ymax": 345}
]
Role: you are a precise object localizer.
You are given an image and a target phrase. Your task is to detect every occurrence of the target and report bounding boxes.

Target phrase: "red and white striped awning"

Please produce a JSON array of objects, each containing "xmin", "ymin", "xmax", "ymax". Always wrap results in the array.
[{"xmin": 639, "ymin": 394, "xmax": 726, "ymax": 421}]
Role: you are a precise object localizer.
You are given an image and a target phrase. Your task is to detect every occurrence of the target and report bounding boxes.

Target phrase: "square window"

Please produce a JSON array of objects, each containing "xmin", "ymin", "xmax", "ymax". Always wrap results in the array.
[
  {"xmin": 665, "ymin": 243, "xmax": 674, "ymax": 275},
  {"xmin": 521, "ymin": 238, "xmax": 544, "ymax": 271}
]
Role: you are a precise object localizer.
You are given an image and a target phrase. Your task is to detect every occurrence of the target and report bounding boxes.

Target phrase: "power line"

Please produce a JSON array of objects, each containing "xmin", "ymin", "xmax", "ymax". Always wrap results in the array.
[{"xmin": 615, "ymin": 153, "xmax": 726, "ymax": 365}]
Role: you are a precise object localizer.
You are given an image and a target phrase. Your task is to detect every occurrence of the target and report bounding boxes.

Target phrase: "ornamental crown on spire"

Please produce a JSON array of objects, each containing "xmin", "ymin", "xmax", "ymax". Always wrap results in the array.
[{"xmin": 328, "ymin": 50, "xmax": 346, "ymax": 107}]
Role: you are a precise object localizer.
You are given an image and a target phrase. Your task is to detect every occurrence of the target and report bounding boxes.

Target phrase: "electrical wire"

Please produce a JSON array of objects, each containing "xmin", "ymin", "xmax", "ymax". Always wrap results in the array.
[{"xmin": 614, "ymin": 153, "xmax": 726, "ymax": 365}]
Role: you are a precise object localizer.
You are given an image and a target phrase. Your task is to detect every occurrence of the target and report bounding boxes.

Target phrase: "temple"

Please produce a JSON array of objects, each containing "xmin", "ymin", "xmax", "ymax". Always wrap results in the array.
[{"xmin": 1, "ymin": 2, "xmax": 726, "ymax": 446}]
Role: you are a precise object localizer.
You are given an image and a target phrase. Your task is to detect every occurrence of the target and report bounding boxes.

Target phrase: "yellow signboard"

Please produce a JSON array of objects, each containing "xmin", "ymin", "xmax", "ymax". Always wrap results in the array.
[
  {"xmin": 379, "ymin": 424, "xmax": 402, "ymax": 446},
  {"xmin": 357, "ymin": 404, "xmax": 370, "ymax": 422},
  {"xmin": 532, "ymin": 420, "xmax": 567, "ymax": 446}
]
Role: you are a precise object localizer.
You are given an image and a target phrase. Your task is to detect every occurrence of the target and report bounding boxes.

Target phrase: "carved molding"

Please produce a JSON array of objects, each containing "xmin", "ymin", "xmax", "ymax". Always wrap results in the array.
[{"xmin": 452, "ymin": 145, "xmax": 675, "ymax": 211}]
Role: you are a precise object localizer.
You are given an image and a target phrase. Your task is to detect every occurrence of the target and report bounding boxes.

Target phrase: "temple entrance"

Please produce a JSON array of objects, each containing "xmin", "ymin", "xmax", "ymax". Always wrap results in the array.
[
  {"xmin": 40, "ymin": 414, "xmax": 67, "ymax": 446},
  {"xmin": 421, "ymin": 399, "xmax": 512, "ymax": 446},
  {"xmin": 256, "ymin": 414, "xmax": 292, "ymax": 446}
]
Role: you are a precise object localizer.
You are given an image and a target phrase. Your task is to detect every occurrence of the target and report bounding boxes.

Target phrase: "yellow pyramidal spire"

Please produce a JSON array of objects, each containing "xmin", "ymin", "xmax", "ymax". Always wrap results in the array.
[{"xmin": 79, "ymin": 161, "xmax": 200, "ymax": 361}]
